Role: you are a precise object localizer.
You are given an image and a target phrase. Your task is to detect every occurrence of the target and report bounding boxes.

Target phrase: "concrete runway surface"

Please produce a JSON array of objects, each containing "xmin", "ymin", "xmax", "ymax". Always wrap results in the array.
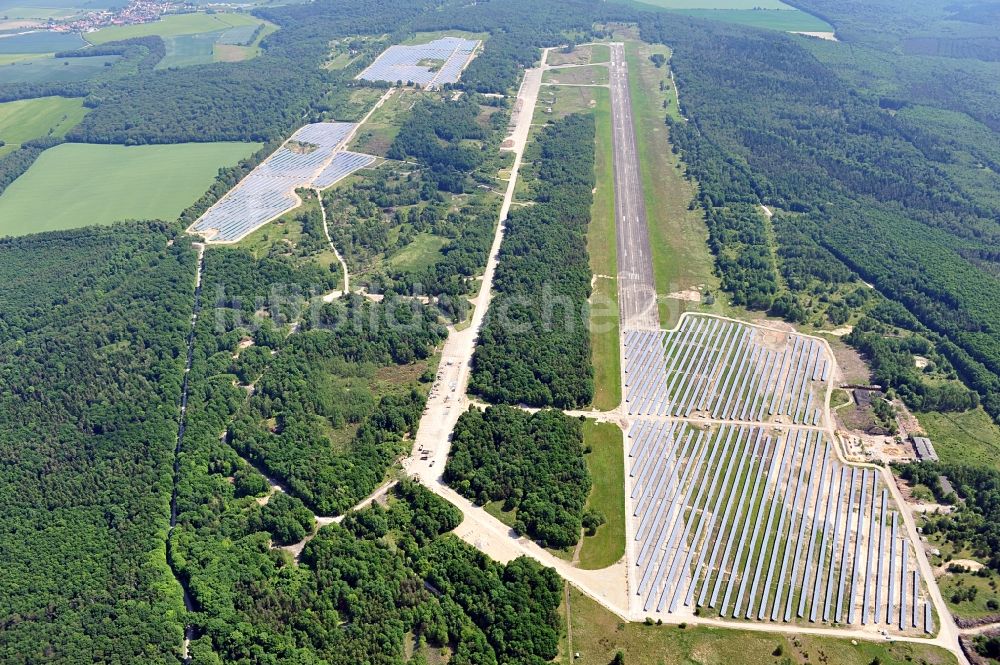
[{"xmin": 610, "ymin": 42, "xmax": 660, "ymax": 330}]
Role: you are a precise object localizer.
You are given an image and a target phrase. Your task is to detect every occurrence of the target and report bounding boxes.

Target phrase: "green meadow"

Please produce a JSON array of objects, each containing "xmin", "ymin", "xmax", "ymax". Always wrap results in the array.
[
  {"xmin": 0, "ymin": 96, "xmax": 87, "ymax": 155},
  {"xmin": 0, "ymin": 141, "xmax": 260, "ymax": 236}
]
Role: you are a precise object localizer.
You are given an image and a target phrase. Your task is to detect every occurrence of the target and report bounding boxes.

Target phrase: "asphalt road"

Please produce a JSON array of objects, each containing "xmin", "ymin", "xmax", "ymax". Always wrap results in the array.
[{"xmin": 610, "ymin": 43, "xmax": 659, "ymax": 331}]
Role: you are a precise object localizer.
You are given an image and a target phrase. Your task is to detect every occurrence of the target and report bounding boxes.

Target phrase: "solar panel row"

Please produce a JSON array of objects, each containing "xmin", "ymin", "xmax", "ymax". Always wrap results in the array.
[
  {"xmin": 626, "ymin": 422, "xmax": 934, "ymax": 633},
  {"xmin": 189, "ymin": 123, "xmax": 375, "ymax": 243}
]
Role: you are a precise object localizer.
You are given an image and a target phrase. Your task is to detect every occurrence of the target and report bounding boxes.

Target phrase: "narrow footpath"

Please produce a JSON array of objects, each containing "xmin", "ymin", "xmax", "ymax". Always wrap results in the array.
[{"xmin": 316, "ymin": 187, "xmax": 350, "ymax": 296}]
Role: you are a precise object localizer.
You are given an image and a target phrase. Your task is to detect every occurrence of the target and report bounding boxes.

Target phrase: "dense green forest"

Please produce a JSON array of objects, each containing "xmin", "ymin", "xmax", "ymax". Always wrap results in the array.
[
  {"xmin": 0, "ymin": 225, "xmax": 193, "ymax": 662},
  {"xmin": 446, "ymin": 406, "xmax": 593, "ymax": 548},
  {"xmin": 387, "ymin": 95, "xmax": 500, "ymax": 192},
  {"xmin": 470, "ymin": 113, "xmax": 596, "ymax": 408},
  {"xmin": 184, "ymin": 245, "xmax": 447, "ymax": 517},
  {"xmin": 646, "ymin": 14, "xmax": 1000, "ymax": 423},
  {"xmin": 175, "ymin": 470, "xmax": 563, "ymax": 664}
]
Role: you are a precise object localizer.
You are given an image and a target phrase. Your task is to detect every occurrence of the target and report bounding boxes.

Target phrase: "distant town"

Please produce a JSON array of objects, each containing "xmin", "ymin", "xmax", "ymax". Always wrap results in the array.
[{"xmin": 49, "ymin": 0, "xmax": 193, "ymax": 34}]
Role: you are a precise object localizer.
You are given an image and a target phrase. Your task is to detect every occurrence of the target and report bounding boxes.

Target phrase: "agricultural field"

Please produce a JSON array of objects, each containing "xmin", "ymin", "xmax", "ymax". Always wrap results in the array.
[
  {"xmin": 625, "ymin": 0, "xmax": 793, "ymax": 7},
  {"xmin": 0, "ymin": 95, "xmax": 85, "ymax": 155},
  {"xmin": 155, "ymin": 19, "xmax": 274, "ymax": 68},
  {"xmin": 0, "ymin": 0, "xmax": 112, "ymax": 16},
  {"xmin": 0, "ymin": 53, "xmax": 120, "ymax": 84},
  {"xmin": 0, "ymin": 30, "xmax": 84, "ymax": 53},
  {"xmin": 0, "ymin": 141, "xmax": 259, "ymax": 236},
  {"xmin": 87, "ymin": 11, "xmax": 261, "ymax": 45},
  {"xmin": 189, "ymin": 122, "xmax": 374, "ymax": 243},
  {"xmin": 562, "ymin": 587, "xmax": 957, "ymax": 665},
  {"xmin": 674, "ymin": 8, "xmax": 832, "ymax": 31},
  {"xmin": 618, "ymin": 0, "xmax": 833, "ymax": 32},
  {"xmin": 623, "ymin": 317, "xmax": 830, "ymax": 423}
]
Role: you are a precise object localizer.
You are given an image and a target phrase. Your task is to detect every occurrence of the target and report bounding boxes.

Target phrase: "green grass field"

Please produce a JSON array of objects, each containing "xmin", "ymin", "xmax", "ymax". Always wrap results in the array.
[
  {"xmin": 348, "ymin": 88, "xmax": 415, "ymax": 156},
  {"xmin": 0, "ymin": 53, "xmax": 44, "ymax": 66},
  {"xmin": 386, "ymin": 233, "xmax": 448, "ymax": 273},
  {"xmin": 151, "ymin": 17, "xmax": 274, "ymax": 67},
  {"xmin": 939, "ymin": 569, "xmax": 1000, "ymax": 621},
  {"xmin": 587, "ymin": 86, "xmax": 621, "ymax": 412},
  {"xmin": 88, "ymin": 12, "xmax": 261, "ymax": 45},
  {"xmin": 578, "ymin": 420, "xmax": 626, "ymax": 569},
  {"xmin": 561, "ymin": 587, "xmax": 958, "ymax": 665},
  {"xmin": 590, "ymin": 43, "xmax": 610, "ymax": 64},
  {"xmin": 624, "ymin": 40, "xmax": 724, "ymax": 326},
  {"xmin": 0, "ymin": 96, "xmax": 86, "ymax": 150},
  {"xmin": 0, "ymin": 6, "xmax": 80, "ymax": 20},
  {"xmin": 215, "ymin": 21, "xmax": 276, "ymax": 63},
  {"xmin": 0, "ymin": 141, "xmax": 260, "ymax": 236},
  {"xmin": 0, "ymin": 0, "xmax": 102, "ymax": 15},
  {"xmin": 919, "ymin": 407, "xmax": 1000, "ymax": 472},
  {"xmin": 547, "ymin": 43, "xmax": 610, "ymax": 67},
  {"xmin": 157, "ymin": 30, "xmax": 226, "ymax": 69},
  {"xmin": 542, "ymin": 65, "xmax": 609, "ymax": 86}
]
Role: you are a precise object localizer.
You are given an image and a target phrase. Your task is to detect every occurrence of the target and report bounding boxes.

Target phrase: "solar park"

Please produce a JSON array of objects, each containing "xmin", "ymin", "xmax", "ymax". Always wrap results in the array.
[
  {"xmin": 358, "ymin": 37, "xmax": 480, "ymax": 88},
  {"xmin": 623, "ymin": 316, "xmax": 829, "ymax": 423},
  {"xmin": 188, "ymin": 122, "xmax": 375, "ymax": 243},
  {"xmin": 620, "ymin": 315, "xmax": 934, "ymax": 634}
]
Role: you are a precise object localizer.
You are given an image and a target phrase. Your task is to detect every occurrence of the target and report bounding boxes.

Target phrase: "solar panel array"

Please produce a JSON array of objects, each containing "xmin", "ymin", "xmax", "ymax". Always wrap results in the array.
[
  {"xmin": 623, "ymin": 316, "xmax": 830, "ymax": 424},
  {"xmin": 626, "ymin": 423, "xmax": 934, "ymax": 633},
  {"xmin": 189, "ymin": 123, "xmax": 375, "ymax": 243},
  {"xmin": 358, "ymin": 37, "xmax": 480, "ymax": 88},
  {"xmin": 313, "ymin": 151, "xmax": 376, "ymax": 189}
]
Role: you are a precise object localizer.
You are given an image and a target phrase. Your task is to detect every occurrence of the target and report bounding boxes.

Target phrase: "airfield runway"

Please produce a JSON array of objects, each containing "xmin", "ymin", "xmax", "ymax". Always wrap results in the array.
[{"xmin": 610, "ymin": 42, "xmax": 660, "ymax": 330}]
